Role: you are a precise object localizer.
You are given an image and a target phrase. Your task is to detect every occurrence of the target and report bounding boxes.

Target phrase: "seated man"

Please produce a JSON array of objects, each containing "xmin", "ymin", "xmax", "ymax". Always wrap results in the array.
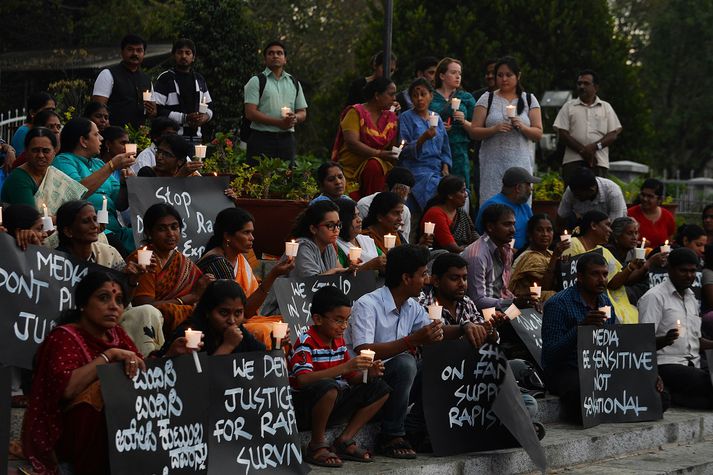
[
  {"xmin": 542, "ymin": 252, "xmax": 616, "ymax": 422},
  {"xmin": 346, "ymin": 244, "xmax": 487, "ymax": 458},
  {"xmin": 639, "ymin": 248, "xmax": 713, "ymax": 409},
  {"xmin": 358, "ymin": 166, "xmax": 415, "ymax": 242},
  {"xmin": 556, "ymin": 167, "xmax": 626, "ymax": 232},
  {"xmin": 288, "ymin": 286, "xmax": 391, "ymax": 468}
]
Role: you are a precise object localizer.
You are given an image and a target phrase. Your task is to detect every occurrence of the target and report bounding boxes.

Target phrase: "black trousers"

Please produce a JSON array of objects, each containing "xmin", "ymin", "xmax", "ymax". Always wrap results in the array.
[
  {"xmin": 544, "ymin": 366, "xmax": 582, "ymax": 424},
  {"xmin": 246, "ymin": 130, "xmax": 296, "ymax": 164},
  {"xmin": 659, "ymin": 363, "xmax": 713, "ymax": 409}
]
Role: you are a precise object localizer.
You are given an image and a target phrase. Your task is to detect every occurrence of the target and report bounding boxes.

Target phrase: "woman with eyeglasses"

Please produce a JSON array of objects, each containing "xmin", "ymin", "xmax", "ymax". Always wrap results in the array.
[
  {"xmin": 627, "ymin": 178, "xmax": 675, "ymax": 249},
  {"xmin": 137, "ymin": 134, "xmax": 203, "ymax": 177}
]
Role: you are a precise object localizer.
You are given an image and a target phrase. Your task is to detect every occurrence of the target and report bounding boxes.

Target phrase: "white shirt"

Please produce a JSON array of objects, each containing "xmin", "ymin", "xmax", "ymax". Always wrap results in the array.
[
  {"xmin": 131, "ymin": 143, "xmax": 156, "ymax": 174},
  {"xmin": 357, "ymin": 192, "xmax": 412, "ymax": 243},
  {"xmin": 638, "ymin": 278, "xmax": 702, "ymax": 367},
  {"xmin": 557, "ymin": 176, "xmax": 627, "ymax": 221}
]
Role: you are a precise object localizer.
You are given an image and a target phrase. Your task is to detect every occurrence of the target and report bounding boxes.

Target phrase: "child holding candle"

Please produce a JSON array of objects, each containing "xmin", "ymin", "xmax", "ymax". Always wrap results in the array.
[{"xmin": 288, "ymin": 286, "xmax": 389, "ymax": 467}]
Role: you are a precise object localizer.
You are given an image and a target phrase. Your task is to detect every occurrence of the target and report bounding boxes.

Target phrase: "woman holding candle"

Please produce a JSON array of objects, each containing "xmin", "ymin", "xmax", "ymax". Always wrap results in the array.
[
  {"xmin": 336, "ymin": 197, "xmax": 386, "ymax": 271},
  {"xmin": 137, "ymin": 134, "xmax": 203, "ymax": 177},
  {"xmin": 627, "ymin": 178, "xmax": 675, "ymax": 249},
  {"xmin": 510, "ymin": 214, "xmax": 570, "ymax": 302},
  {"xmin": 22, "ymin": 271, "xmax": 144, "ymax": 475},
  {"xmin": 398, "ymin": 77, "xmax": 452, "ymax": 214},
  {"xmin": 471, "ymin": 56, "xmax": 543, "ymax": 204},
  {"xmin": 563, "ymin": 210, "xmax": 639, "ymax": 323},
  {"xmin": 420, "ymin": 175, "xmax": 478, "ymax": 253},
  {"xmin": 332, "ymin": 77, "xmax": 400, "ymax": 199},
  {"xmin": 429, "ymin": 58, "xmax": 476, "ymax": 189},
  {"xmin": 130, "ymin": 203, "xmax": 215, "ymax": 332},
  {"xmin": 53, "ymin": 117, "xmax": 137, "ymax": 252}
]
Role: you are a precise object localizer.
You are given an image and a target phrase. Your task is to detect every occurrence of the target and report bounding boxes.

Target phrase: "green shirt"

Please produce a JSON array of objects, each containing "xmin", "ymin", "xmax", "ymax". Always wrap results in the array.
[
  {"xmin": 1, "ymin": 167, "xmax": 39, "ymax": 208},
  {"xmin": 243, "ymin": 68, "xmax": 307, "ymax": 133}
]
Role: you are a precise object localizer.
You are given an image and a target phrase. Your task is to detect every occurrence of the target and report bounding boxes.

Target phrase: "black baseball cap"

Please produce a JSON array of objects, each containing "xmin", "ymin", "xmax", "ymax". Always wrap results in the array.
[{"xmin": 502, "ymin": 167, "xmax": 542, "ymax": 187}]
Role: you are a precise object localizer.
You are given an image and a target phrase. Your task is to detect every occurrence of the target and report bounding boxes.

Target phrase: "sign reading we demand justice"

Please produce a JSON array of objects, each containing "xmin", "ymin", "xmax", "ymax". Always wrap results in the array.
[
  {"xmin": 99, "ymin": 351, "xmax": 308, "ymax": 475},
  {"xmin": 127, "ymin": 176, "xmax": 233, "ymax": 261},
  {"xmin": 577, "ymin": 324, "xmax": 662, "ymax": 428}
]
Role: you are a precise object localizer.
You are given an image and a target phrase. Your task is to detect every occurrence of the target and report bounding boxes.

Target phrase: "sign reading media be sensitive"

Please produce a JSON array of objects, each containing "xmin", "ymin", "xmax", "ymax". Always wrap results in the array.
[
  {"xmin": 577, "ymin": 324, "xmax": 662, "ymax": 428},
  {"xmin": 127, "ymin": 176, "xmax": 233, "ymax": 260}
]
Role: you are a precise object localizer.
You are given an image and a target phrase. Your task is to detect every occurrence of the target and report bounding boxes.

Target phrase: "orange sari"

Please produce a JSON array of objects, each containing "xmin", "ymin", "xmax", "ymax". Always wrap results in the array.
[{"xmin": 362, "ymin": 227, "xmax": 403, "ymax": 254}]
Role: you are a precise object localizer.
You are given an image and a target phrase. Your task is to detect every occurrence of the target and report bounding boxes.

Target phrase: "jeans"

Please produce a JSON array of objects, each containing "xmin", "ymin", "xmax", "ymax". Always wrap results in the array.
[{"xmin": 381, "ymin": 353, "xmax": 418, "ymax": 436}]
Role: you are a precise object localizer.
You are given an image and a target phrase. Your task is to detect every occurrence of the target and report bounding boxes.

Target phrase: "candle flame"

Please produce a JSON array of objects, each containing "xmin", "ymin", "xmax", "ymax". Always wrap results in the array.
[
  {"xmin": 291, "ymin": 239, "xmax": 296, "ymax": 244},
  {"xmin": 533, "ymin": 282, "xmax": 539, "ymax": 287},
  {"xmin": 665, "ymin": 240, "xmax": 669, "ymax": 245},
  {"xmin": 676, "ymin": 320, "xmax": 681, "ymax": 325},
  {"xmin": 400, "ymin": 140, "xmax": 405, "ymax": 147},
  {"xmin": 564, "ymin": 230, "xmax": 568, "ymax": 235}
]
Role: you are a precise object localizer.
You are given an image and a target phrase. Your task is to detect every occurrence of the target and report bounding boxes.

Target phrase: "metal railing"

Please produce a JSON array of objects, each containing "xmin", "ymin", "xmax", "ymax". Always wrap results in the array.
[{"xmin": 0, "ymin": 108, "xmax": 27, "ymax": 144}]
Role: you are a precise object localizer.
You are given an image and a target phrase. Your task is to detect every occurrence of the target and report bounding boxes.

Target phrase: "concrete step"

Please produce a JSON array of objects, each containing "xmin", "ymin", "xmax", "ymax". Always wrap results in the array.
[{"xmin": 307, "ymin": 408, "xmax": 713, "ymax": 474}]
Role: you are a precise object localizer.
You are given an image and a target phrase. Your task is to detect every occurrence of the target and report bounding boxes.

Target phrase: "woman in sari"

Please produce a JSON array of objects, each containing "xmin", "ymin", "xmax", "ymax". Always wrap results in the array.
[
  {"xmin": 11, "ymin": 91, "xmax": 55, "ymax": 155},
  {"xmin": 510, "ymin": 214, "xmax": 570, "ymax": 302},
  {"xmin": 130, "ymin": 203, "xmax": 215, "ymax": 333},
  {"xmin": 2, "ymin": 127, "xmax": 59, "ymax": 208},
  {"xmin": 420, "ymin": 175, "xmax": 477, "ymax": 253},
  {"xmin": 22, "ymin": 271, "xmax": 144, "ymax": 475},
  {"xmin": 563, "ymin": 210, "xmax": 639, "ymax": 324},
  {"xmin": 332, "ymin": 76, "xmax": 400, "ymax": 200},
  {"xmin": 362, "ymin": 191, "xmax": 432, "ymax": 253},
  {"xmin": 11, "ymin": 110, "xmax": 62, "ymax": 170},
  {"xmin": 335, "ymin": 197, "xmax": 386, "ymax": 271}
]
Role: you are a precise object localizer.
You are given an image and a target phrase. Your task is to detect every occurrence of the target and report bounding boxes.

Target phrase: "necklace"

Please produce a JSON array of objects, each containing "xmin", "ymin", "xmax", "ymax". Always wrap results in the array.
[{"xmin": 155, "ymin": 249, "xmax": 175, "ymax": 269}]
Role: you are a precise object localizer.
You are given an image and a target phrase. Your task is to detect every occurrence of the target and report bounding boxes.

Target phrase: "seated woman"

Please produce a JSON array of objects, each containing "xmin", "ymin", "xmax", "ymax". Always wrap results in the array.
[
  {"xmin": 420, "ymin": 175, "xmax": 477, "ymax": 253},
  {"xmin": 99, "ymin": 126, "xmax": 129, "ymax": 179},
  {"xmin": 158, "ymin": 280, "xmax": 267, "ymax": 357},
  {"xmin": 83, "ymin": 101, "xmax": 110, "ymax": 133},
  {"xmin": 11, "ymin": 110, "xmax": 63, "ymax": 170},
  {"xmin": 398, "ymin": 77, "xmax": 452, "ymax": 214},
  {"xmin": 137, "ymin": 134, "xmax": 202, "ymax": 177},
  {"xmin": 3, "ymin": 203, "xmax": 48, "ymax": 250},
  {"xmin": 335, "ymin": 197, "xmax": 386, "ymax": 272},
  {"xmin": 563, "ymin": 210, "xmax": 639, "ymax": 324},
  {"xmin": 130, "ymin": 203, "xmax": 214, "ymax": 333},
  {"xmin": 11, "ymin": 91, "xmax": 55, "ymax": 155},
  {"xmin": 674, "ymin": 224, "xmax": 707, "ymax": 258},
  {"xmin": 627, "ymin": 178, "xmax": 675, "ymax": 249},
  {"xmin": 22, "ymin": 271, "xmax": 144, "ymax": 475},
  {"xmin": 362, "ymin": 191, "xmax": 432, "ymax": 253},
  {"xmin": 510, "ymin": 214, "xmax": 569, "ymax": 302},
  {"xmin": 332, "ymin": 77, "xmax": 400, "ymax": 200},
  {"xmin": 310, "ymin": 162, "xmax": 351, "ymax": 205},
  {"xmin": 52, "ymin": 117, "xmax": 136, "ymax": 252}
]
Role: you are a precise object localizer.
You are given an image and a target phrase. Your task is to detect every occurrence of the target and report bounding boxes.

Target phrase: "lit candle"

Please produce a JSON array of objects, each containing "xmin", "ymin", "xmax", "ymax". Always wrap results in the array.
[
  {"xmin": 41, "ymin": 204, "xmax": 54, "ymax": 232},
  {"xmin": 348, "ymin": 246, "xmax": 362, "ymax": 264},
  {"xmin": 599, "ymin": 306, "xmax": 611, "ymax": 318},
  {"xmin": 272, "ymin": 322, "xmax": 289, "ymax": 340},
  {"xmin": 427, "ymin": 302, "xmax": 443, "ymax": 322},
  {"xmin": 428, "ymin": 112, "xmax": 439, "ymax": 127},
  {"xmin": 661, "ymin": 240, "xmax": 671, "ymax": 253},
  {"xmin": 194, "ymin": 144, "xmax": 207, "ymax": 159},
  {"xmin": 451, "ymin": 97, "xmax": 461, "ymax": 110},
  {"xmin": 509, "ymin": 238, "xmax": 516, "ymax": 249},
  {"xmin": 383, "ymin": 233, "xmax": 396, "ymax": 250},
  {"xmin": 676, "ymin": 319, "xmax": 684, "ymax": 337},
  {"xmin": 360, "ymin": 349, "xmax": 376, "ymax": 383},
  {"xmin": 124, "ymin": 143, "xmax": 137, "ymax": 155},
  {"xmin": 199, "ymin": 100, "xmax": 208, "ymax": 114},
  {"xmin": 640, "ymin": 237, "xmax": 646, "ymax": 249},
  {"xmin": 280, "ymin": 106, "xmax": 292, "ymax": 118},
  {"xmin": 530, "ymin": 282, "xmax": 541, "ymax": 298},
  {"xmin": 142, "ymin": 90, "xmax": 152, "ymax": 101},
  {"xmin": 424, "ymin": 221, "xmax": 435, "ymax": 235},
  {"xmin": 504, "ymin": 303, "xmax": 521, "ymax": 320},
  {"xmin": 97, "ymin": 196, "xmax": 109, "ymax": 224},
  {"xmin": 506, "ymin": 104, "xmax": 517, "ymax": 118},
  {"xmin": 285, "ymin": 239, "xmax": 299, "ymax": 257},
  {"xmin": 0, "ymin": 206, "xmax": 3, "ymax": 225},
  {"xmin": 560, "ymin": 229, "xmax": 571, "ymax": 243},
  {"xmin": 184, "ymin": 328, "xmax": 203, "ymax": 373},
  {"xmin": 481, "ymin": 307, "xmax": 496, "ymax": 322},
  {"xmin": 137, "ymin": 246, "xmax": 153, "ymax": 266},
  {"xmin": 634, "ymin": 246, "xmax": 646, "ymax": 260}
]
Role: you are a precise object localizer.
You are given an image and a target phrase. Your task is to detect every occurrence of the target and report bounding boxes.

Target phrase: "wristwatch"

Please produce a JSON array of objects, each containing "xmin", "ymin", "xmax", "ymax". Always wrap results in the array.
[{"xmin": 596, "ymin": 142, "xmax": 603, "ymax": 151}]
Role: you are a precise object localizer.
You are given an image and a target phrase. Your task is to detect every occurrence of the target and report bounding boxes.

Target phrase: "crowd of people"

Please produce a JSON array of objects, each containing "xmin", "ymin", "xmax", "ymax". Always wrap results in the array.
[{"xmin": 1, "ymin": 33, "xmax": 712, "ymax": 474}]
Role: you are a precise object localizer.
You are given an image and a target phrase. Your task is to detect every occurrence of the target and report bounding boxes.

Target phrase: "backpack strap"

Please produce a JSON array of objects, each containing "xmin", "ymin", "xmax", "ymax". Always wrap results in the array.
[
  {"xmin": 257, "ymin": 73, "xmax": 267, "ymax": 99},
  {"xmin": 485, "ymin": 91, "xmax": 495, "ymax": 117}
]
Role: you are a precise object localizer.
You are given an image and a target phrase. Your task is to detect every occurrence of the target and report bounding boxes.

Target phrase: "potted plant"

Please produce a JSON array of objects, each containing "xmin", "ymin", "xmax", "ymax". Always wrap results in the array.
[
  {"xmin": 202, "ymin": 132, "xmax": 245, "ymax": 176},
  {"xmin": 532, "ymin": 172, "xmax": 565, "ymax": 218}
]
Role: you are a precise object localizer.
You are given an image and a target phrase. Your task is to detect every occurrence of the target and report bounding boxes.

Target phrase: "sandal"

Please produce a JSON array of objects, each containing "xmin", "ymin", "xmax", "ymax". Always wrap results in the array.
[
  {"xmin": 534, "ymin": 422, "xmax": 546, "ymax": 441},
  {"xmin": 305, "ymin": 443, "xmax": 343, "ymax": 468},
  {"xmin": 334, "ymin": 438, "xmax": 373, "ymax": 463},
  {"xmin": 376, "ymin": 434, "xmax": 417, "ymax": 459}
]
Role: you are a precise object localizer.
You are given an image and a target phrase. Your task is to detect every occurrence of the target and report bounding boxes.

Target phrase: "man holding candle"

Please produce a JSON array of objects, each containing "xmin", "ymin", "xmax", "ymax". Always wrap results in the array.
[
  {"xmin": 91, "ymin": 34, "xmax": 156, "ymax": 128},
  {"xmin": 638, "ymin": 248, "xmax": 713, "ymax": 409},
  {"xmin": 244, "ymin": 40, "xmax": 307, "ymax": 164},
  {"xmin": 153, "ymin": 39, "xmax": 213, "ymax": 144}
]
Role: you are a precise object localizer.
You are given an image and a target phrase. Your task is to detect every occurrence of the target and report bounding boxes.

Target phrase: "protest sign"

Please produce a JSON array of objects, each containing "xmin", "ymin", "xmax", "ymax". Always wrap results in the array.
[
  {"xmin": 207, "ymin": 351, "xmax": 308, "ymax": 474},
  {"xmin": 0, "ymin": 366, "xmax": 9, "ymax": 475},
  {"xmin": 509, "ymin": 308, "xmax": 544, "ymax": 370},
  {"xmin": 648, "ymin": 266, "xmax": 701, "ymax": 303},
  {"xmin": 127, "ymin": 176, "xmax": 233, "ymax": 260},
  {"xmin": 273, "ymin": 272, "xmax": 381, "ymax": 342},
  {"xmin": 559, "ymin": 248, "xmax": 603, "ymax": 290},
  {"xmin": 99, "ymin": 355, "xmax": 210, "ymax": 475},
  {"xmin": 0, "ymin": 233, "xmax": 120, "ymax": 369},
  {"xmin": 578, "ymin": 324, "xmax": 662, "ymax": 429}
]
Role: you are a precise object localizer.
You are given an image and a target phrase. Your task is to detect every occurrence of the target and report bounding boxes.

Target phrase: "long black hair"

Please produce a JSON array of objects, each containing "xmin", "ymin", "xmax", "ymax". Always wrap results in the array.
[
  {"xmin": 336, "ymin": 198, "xmax": 358, "ymax": 241},
  {"xmin": 363, "ymin": 191, "xmax": 401, "ymax": 228},
  {"xmin": 204, "ymin": 207, "xmax": 255, "ymax": 252},
  {"xmin": 494, "ymin": 56, "xmax": 527, "ymax": 114},
  {"xmin": 423, "ymin": 175, "xmax": 465, "ymax": 214},
  {"xmin": 142, "ymin": 203, "xmax": 183, "ymax": 244},
  {"xmin": 291, "ymin": 200, "xmax": 339, "ymax": 239},
  {"xmin": 56, "ymin": 200, "xmax": 95, "ymax": 249}
]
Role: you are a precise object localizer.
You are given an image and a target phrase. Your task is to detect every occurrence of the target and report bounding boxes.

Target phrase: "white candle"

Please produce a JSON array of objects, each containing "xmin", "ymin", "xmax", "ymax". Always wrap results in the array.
[
  {"xmin": 389, "ymin": 105, "xmax": 396, "ymax": 113},
  {"xmin": 481, "ymin": 307, "xmax": 497, "ymax": 322},
  {"xmin": 185, "ymin": 328, "xmax": 203, "ymax": 348},
  {"xmin": 428, "ymin": 112, "xmax": 439, "ymax": 127},
  {"xmin": 137, "ymin": 246, "xmax": 153, "ymax": 266},
  {"xmin": 424, "ymin": 221, "xmax": 435, "ymax": 235},
  {"xmin": 640, "ymin": 237, "xmax": 646, "ymax": 249},
  {"xmin": 451, "ymin": 97, "xmax": 461, "ymax": 110},
  {"xmin": 348, "ymin": 246, "xmax": 362, "ymax": 264},
  {"xmin": 272, "ymin": 322, "xmax": 289, "ymax": 340},
  {"xmin": 199, "ymin": 101, "xmax": 208, "ymax": 114},
  {"xmin": 599, "ymin": 306, "xmax": 611, "ymax": 318},
  {"xmin": 506, "ymin": 104, "xmax": 517, "ymax": 118},
  {"xmin": 384, "ymin": 233, "xmax": 396, "ymax": 250},
  {"xmin": 42, "ymin": 203, "xmax": 49, "ymax": 218},
  {"xmin": 360, "ymin": 349, "xmax": 376, "ymax": 383},
  {"xmin": 427, "ymin": 303, "xmax": 443, "ymax": 321},
  {"xmin": 194, "ymin": 144, "xmax": 207, "ymax": 159},
  {"xmin": 124, "ymin": 143, "xmax": 137, "ymax": 155},
  {"xmin": 504, "ymin": 303, "xmax": 521, "ymax": 320},
  {"xmin": 0, "ymin": 206, "xmax": 3, "ymax": 225},
  {"xmin": 280, "ymin": 106, "xmax": 292, "ymax": 118},
  {"xmin": 634, "ymin": 247, "xmax": 646, "ymax": 260},
  {"xmin": 530, "ymin": 282, "xmax": 541, "ymax": 298},
  {"xmin": 661, "ymin": 240, "xmax": 671, "ymax": 253},
  {"xmin": 142, "ymin": 90, "xmax": 152, "ymax": 101},
  {"xmin": 560, "ymin": 230, "xmax": 571, "ymax": 243},
  {"xmin": 509, "ymin": 238, "xmax": 516, "ymax": 249},
  {"xmin": 97, "ymin": 196, "xmax": 109, "ymax": 224},
  {"xmin": 285, "ymin": 239, "xmax": 299, "ymax": 257},
  {"xmin": 41, "ymin": 204, "xmax": 54, "ymax": 232}
]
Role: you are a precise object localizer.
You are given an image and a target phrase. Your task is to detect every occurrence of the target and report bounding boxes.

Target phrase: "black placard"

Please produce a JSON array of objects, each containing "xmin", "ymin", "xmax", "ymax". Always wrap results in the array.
[
  {"xmin": 559, "ymin": 248, "xmax": 603, "ymax": 291},
  {"xmin": 577, "ymin": 324, "xmax": 662, "ymax": 428},
  {"xmin": 127, "ymin": 176, "xmax": 233, "ymax": 260},
  {"xmin": 207, "ymin": 351, "xmax": 308, "ymax": 475},
  {"xmin": 99, "ymin": 355, "xmax": 210, "ymax": 475},
  {"xmin": 648, "ymin": 266, "xmax": 702, "ymax": 303},
  {"xmin": 510, "ymin": 309, "xmax": 543, "ymax": 370},
  {"xmin": 0, "ymin": 233, "xmax": 121, "ymax": 369},
  {"xmin": 273, "ymin": 273, "xmax": 381, "ymax": 343},
  {"xmin": 0, "ymin": 366, "xmax": 10, "ymax": 475}
]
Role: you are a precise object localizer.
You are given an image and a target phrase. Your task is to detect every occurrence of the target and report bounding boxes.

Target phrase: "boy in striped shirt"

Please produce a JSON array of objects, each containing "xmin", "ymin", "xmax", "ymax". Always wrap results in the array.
[{"xmin": 288, "ymin": 286, "xmax": 390, "ymax": 467}]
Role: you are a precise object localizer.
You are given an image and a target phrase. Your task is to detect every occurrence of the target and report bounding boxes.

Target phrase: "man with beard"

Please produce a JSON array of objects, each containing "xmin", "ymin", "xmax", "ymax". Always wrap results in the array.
[
  {"xmin": 91, "ymin": 34, "xmax": 156, "ymax": 128},
  {"xmin": 553, "ymin": 69, "xmax": 622, "ymax": 183},
  {"xmin": 153, "ymin": 38, "xmax": 213, "ymax": 144}
]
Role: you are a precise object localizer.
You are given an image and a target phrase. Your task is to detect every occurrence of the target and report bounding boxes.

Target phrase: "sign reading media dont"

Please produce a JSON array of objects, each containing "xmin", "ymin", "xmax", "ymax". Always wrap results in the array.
[{"xmin": 577, "ymin": 324, "xmax": 662, "ymax": 428}]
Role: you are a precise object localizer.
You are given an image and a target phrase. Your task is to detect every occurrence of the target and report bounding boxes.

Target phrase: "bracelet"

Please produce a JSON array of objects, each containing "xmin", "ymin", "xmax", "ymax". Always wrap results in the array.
[
  {"xmin": 108, "ymin": 160, "xmax": 115, "ymax": 171},
  {"xmin": 176, "ymin": 297, "xmax": 185, "ymax": 305},
  {"xmin": 99, "ymin": 352, "xmax": 110, "ymax": 364}
]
